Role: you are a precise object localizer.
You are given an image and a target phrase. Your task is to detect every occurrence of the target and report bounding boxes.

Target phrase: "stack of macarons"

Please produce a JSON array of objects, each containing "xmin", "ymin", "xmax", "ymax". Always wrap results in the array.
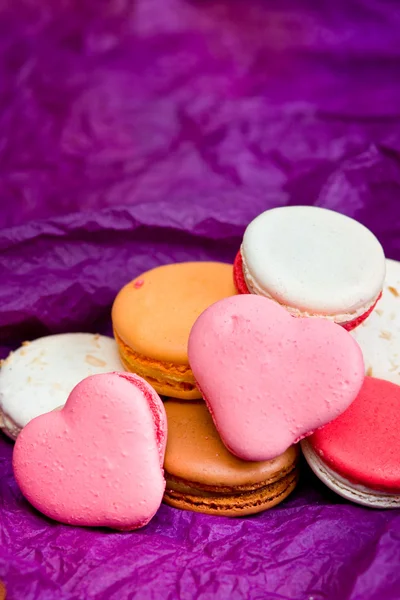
[
  {"xmin": 2, "ymin": 205, "xmax": 400, "ymax": 532},
  {"xmin": 110, "ymin": 259, "xmax": 307, "ymax": 516}
]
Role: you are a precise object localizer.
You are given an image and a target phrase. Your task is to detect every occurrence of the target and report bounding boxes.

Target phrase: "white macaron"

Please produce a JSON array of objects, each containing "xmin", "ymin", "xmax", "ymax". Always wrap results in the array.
[
  {"xmin": 351, "ymin": 258, "xmax": 400, "ymax": 383},
  {"xmin": 0, "ymin": 333, "xmax": 123, "ymax": 439},
  {"xmin": 235, "ymin": 206, "xmax": 386, "ymax": 329}
]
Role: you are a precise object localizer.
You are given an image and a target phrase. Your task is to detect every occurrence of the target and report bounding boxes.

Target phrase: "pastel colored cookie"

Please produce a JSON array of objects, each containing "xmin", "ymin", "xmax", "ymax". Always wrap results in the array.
[
  {"xmin": 188, "ymin": 295, "xmax": 364, "ymax": 461},
  {"xmin": 13, "ymin": 372, "xmax": 167, "ymax": 530},
  {"xmin": 234, "ymin": 206, "xmax": 385, "ymax": 330},
  {"xmin": 0, "ymin": 581, "xmax": 5, "ymax": 600},
  {"xmin": 302, "ymin": 377, "xmax": 400, "ymax": 508},
  {"xmin": 112, "ymin": 262, "xmax": 236, "ymax": 400},
  {"xmin": 0, "ymin": 333, "xmax": 123, "ymax": 440},
  {"xmin": 163, "ymin": 399, "xmax": 299, "ymax": 516},
  {"xmin": 351, "ymin": 259, "xmax": 400, "ymax": 383}
]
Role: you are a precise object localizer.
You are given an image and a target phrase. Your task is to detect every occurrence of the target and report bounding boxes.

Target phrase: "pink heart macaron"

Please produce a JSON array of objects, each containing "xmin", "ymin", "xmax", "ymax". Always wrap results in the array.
[
  {"xmin": 234, "ymin": 206, "xmax": 385, "ymax": 330},
  {"xmin": 302, "ymin": 377, "xmax": 400, "ymax": 508},
  {"xmin": 188, "ymin": 295, "xmax": 365, "ymax": 462},
  {"xmin": 13, "ymin": 372, "xmax": 167, "ymax": 530}
]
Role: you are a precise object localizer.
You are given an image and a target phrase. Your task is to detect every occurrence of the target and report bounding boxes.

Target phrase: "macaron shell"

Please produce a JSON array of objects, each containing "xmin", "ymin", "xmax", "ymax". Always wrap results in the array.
[
  {"xmin": 0, "ymin": 333, "xmax": 123, "ymax": 439},
  {"xmin": 112, "ymin": 262, "xmax": 237, "ymax": 364},
  {"xmin": 351, "ymin": 259, "xmax": 400, "ymax": 383},
  {"xmin": 188, "ymin": 295, "xmax": 365, "ymax": 461},
  {"xmin": 164, "ymin": 399, "xmax": 299, "ymax": 487},
  {"xmin": 242, "ymin": 206, "xmax": 385, "ymax": 316},
  {"xmin": 307, "ymin": 377, "xmax": 400, "ymax": 493},
  {"xmin": 13, "ymin": 373, "xmax": 167, "ymax": 530}
]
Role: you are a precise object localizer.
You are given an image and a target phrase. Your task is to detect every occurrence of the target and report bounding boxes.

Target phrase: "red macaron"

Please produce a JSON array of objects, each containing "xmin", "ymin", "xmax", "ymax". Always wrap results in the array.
[{"xmin": 302, "ymin": 377, "xmax": 400, "ymax": 507}]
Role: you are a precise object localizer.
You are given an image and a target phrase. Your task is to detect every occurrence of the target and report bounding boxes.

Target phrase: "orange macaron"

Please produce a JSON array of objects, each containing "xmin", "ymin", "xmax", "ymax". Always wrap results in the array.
[{"xmin": 112, "ymin": 262, "xmax": 237, "ymax": 399}]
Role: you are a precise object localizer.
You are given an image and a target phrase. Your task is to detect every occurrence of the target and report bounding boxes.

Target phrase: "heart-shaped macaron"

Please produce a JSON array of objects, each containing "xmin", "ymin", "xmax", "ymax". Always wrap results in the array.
[
  {"xmin": 13, "ymin": 372, "xmax": 167, "ymax": 530},
  {"xmin": 188, "ymin": 295, "xmax": 365, "ymax": 461}
]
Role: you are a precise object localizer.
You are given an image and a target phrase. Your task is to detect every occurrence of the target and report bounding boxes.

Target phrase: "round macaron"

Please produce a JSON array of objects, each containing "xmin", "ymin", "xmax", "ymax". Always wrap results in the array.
[
  {"xmin": 0, "ymin": 333, "xmax": 122, "ymax": 440},
  {"xmin": 302, "ymin": 377, "xmax": 400, "ymax": 508},
  {"xmin": 163, "ymin": 399, "xmax": 300, "ymax": 516},
  {"xmin": 13, "ymin": 372, "xmax": 167, "ymax": 530},
  {"xmin": 234, "ymin": 206, "xmax": 386, "ymax": 330},
  {"xmin": 351, "ymin": 258, "xmax": 400, "ymax": 383},
  {"xmin": 111, "ymin": 262, "xmax": 236, "ymax": 400}
]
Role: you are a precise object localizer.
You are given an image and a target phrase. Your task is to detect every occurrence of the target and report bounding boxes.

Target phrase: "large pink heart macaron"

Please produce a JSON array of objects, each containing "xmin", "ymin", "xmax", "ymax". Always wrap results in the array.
[
  {"xmin": 13, "ymin": 372, "xmax": 167, "ymax": 530},
  {"xmin": 188, "ymin": 295, "xmax": 365, "ymax": 462}
]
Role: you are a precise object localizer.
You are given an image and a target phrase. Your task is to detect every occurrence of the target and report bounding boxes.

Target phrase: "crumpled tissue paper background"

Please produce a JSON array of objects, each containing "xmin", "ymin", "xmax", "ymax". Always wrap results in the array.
[{"xmin": 1, "ymin": 0, "xmax": 400, "ymax": 598}]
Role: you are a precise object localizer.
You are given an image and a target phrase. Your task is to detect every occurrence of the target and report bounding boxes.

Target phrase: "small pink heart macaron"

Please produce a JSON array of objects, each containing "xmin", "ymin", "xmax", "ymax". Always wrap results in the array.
[
  {"xmin": 234, "ymin": 206, "xmax": 386, "ymax": 330},
  {"xmin": 188, "ymin": 295, "xmax": 365, "ymax": 462},
  {"xmin": 302, "ymin": 377, "xmax": 400, "ymax": 508},
  {"xmin": 13, "ymin": 372, "xmax": 167, "ymax": 530}
]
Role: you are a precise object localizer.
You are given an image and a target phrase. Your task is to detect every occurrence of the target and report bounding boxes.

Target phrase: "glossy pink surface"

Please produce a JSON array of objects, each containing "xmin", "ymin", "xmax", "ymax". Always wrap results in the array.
[{"xmin": 189, "ymin": 296, "xmax": 364, "ymax": 461}]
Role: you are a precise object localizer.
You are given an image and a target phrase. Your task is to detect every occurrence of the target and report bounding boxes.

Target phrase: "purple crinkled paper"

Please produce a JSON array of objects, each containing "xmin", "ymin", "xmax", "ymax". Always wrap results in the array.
[{"xmin": 1, "ymin": 0, "xmax": 400, "ymax": 598}]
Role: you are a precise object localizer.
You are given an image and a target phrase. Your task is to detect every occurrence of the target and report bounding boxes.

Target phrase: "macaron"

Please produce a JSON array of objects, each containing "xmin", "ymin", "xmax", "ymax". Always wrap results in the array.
[
  {"xmin": 234, "ymin": 206, "xmax": 386, "ymax": 330},
  {"xmin": 302, "ymin": 377, "xmax": 400, "ymax": 508},
  {"xmin": 13, "ymin": 372, "xmax": 167, "ymax": 530},
  {"xmin": 188, "ymin": 295, "xmax": 365, "ymax": 462},
  {"xmin": 0, "ymin": 581, "xmax": 5, "ymax": 600},
  {"xmin": 112, "ymin": 262, "xmax": 236, "ymax": 400},
  {"xmin": 351, "ymin": 258, "xmax": 400, "ymax": 383},
  {"xmin": 163, "ymin": 399, "xmax": 299, "ymax": 516},
  {"xmin": 0, "ymin": 333, "xmax": 122, "ymax": 440}
]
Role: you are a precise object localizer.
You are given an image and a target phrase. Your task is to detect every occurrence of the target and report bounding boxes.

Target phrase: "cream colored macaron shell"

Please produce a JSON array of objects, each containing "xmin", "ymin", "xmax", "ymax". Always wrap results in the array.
[
  {"xmin": 242, "ymin": 206, "xmax": 385, "ymax": 322},
  {"xmin": 0, "ymin": 333, "xmax": 123, "ymax": 439},
  {"xmin": 351, "ymin": 259, "xmax": 400, "ymax": 383}
]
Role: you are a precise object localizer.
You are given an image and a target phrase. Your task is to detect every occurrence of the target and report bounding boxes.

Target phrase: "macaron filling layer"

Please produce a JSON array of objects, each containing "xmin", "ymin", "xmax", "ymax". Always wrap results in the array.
[
  {"xmin": 235, "ymin": 250, "xmax": 381, "ymax": 330},
  {"xmin": 0, "ymin": 411, "xmax": 21, "ymax": 441},
  {"xmin": 302, "ymin": 440, "xmax": 400, "ymax": 508},
  {"xmin": 164, "ymin": 467, "xmax": 299, "ymax": 515},
  {"xmin": 114, "ymin": 330, "xmax": 200, "ymax": 399}
]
